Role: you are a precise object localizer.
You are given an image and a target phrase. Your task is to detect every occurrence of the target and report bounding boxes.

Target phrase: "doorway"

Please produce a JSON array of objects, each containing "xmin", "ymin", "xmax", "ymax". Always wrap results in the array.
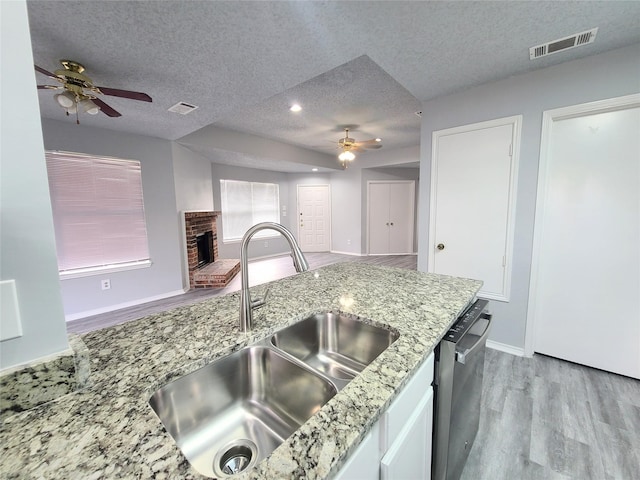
[
  {"xmin": 297, "ymin": 184, "xmax": 331, "ymax": 252},
  {"xmin": 527, "ymin": 94, "xmax": 640, "ymax": 378}
]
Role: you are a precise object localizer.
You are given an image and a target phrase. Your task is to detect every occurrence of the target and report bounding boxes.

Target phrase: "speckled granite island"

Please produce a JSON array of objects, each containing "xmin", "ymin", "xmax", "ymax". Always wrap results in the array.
[{"xmin": 0, "ymin": 262, "xmax": 481, "ymax": 479}]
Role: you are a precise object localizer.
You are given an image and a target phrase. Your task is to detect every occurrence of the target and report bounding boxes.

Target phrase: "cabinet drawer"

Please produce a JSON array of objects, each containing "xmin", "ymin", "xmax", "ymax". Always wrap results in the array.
[{"xmin": 381, "ymin": 352, "xmax": 434, "ymax": 450}]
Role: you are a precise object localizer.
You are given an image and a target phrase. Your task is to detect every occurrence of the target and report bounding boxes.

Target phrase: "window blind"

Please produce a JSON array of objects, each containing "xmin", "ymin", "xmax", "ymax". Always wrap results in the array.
[
  {"xmin": 220, "ymin": 179, "xmax": 280, "ymax": 241},
  {"xmin": 45, "ymin": 151, "xmax": 150, "ymax": 274}
]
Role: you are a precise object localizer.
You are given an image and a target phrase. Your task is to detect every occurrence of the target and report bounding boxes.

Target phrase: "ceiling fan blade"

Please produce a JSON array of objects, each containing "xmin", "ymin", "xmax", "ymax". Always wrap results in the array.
[
  {"xmin": 37, "ymin": 85, "xmax": 62, "ymax": 90},
  {"xmin": 354, "ymin": 141, "xmax": 383, "ymax": 149},
  {"xmin": 34, "ymin": 64, "xmax": 58, "ymax": 79},
  {"xmin": 91, "ymin": 98, "xmax": 122, "ymax": 117},
  {"xmin": 95, "ymin": 86, "xmax": 152, "ymax": 102}
]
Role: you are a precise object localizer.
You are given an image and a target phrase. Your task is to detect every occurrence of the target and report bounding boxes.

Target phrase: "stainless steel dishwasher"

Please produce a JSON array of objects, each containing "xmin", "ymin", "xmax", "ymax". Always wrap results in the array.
[{"xmin": 432, "ymin": 298, "xmax": 492, "ymax": 480}]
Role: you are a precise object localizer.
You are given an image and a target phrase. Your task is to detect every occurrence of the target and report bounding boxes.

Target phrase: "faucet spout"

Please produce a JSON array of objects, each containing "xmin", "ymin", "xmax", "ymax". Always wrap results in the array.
[{"xmin": 239, "ymin": 222, "xmax": 309, "ymax": 332}]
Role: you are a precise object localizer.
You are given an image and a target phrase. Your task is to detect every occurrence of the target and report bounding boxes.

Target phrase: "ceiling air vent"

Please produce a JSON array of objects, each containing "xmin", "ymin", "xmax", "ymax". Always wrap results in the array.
[
  {"xmin": 168, "ymin": 102, "xmax": 199, "ymax": 115},
  {"xmin": 529, "ymin": 28, "xmax": 598, "ymax": 60}
]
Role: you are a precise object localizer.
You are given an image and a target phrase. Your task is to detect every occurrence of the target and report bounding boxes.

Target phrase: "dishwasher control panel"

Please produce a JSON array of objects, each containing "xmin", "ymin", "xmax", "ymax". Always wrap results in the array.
[{"xmin": 443, "ymin": 299, "xmax": 488, "ymax": 344}]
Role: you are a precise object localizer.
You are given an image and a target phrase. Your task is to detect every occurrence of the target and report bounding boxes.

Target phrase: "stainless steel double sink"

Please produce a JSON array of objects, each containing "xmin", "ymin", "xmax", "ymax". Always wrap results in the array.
[{"xmin": 148, "ymin": 312, "xmax": 399, "ymax": 478}]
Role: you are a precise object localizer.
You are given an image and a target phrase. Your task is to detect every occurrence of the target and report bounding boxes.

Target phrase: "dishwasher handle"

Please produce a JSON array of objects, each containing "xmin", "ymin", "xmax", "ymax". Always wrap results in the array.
[{"xmin": 455, "ymin": 313, "xmax": 492, "ymax": 365}]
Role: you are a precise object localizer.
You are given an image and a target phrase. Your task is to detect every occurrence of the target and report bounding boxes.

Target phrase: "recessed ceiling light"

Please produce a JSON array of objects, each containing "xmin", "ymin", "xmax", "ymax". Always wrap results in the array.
[
  {"xmin": 290, "ymin": 104, "xmax": 302, "ymax": 112},
  {"xmin": 312, "ymin": 168, "xmax": 318, "ymax": 172},
  {"xmin": 375, "ymin": 138, "xmax": 382, "ymax": 142}
]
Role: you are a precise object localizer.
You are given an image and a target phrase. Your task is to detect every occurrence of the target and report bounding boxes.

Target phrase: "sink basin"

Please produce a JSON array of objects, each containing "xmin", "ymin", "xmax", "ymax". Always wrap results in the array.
[
  {"xmin": 271, "ymin": 312, "xmax": 399, "ymax": 381},
  {"xmin": 148, "ymin": 346, "xmax": 337, "ymax": 478}
]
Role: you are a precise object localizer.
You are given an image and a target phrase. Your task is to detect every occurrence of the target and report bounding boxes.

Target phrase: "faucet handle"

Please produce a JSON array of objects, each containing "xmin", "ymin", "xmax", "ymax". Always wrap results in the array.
[{"xmin": 251, "ymin": 286, "xmax": 271, "ymax": 309}]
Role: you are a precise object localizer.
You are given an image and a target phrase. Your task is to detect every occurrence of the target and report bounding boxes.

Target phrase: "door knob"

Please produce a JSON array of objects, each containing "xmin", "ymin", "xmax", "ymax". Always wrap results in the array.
[{"xmin": 437, "ymin": 243, "xmax": 445, "ymax": 250}]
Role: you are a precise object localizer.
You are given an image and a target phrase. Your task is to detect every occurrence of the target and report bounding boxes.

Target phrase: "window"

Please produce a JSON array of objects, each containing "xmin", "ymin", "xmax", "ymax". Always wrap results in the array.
[
  {"xmin": 45, "ymin": 151, "xmax": 151, "ymax": 277},
  {"xmin": 219, "ymin": 179, "xmax": 280, "ymax": 241}
]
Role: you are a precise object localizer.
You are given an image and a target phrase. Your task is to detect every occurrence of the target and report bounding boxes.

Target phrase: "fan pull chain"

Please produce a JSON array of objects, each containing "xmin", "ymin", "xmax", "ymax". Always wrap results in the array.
[{"xmin": 75, "ymin": 93, "xmax": 80, "ymax": 124}]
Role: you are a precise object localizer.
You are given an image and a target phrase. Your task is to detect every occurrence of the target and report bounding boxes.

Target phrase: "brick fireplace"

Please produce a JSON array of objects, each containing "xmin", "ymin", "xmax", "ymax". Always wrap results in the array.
[{"xmin": 184, "ymin": 211, "xmax": 240, "ymax": 288}]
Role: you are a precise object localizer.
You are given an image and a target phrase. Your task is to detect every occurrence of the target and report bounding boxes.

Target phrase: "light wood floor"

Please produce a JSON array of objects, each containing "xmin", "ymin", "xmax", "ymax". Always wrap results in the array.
[
  {"xmin": 67, "ymin": 252, "xmax": 640, "ymax": 479},
  {"xmin": 66, "ymin": 253, "xmax": 417, "ymax": 334},
  {"xmin": 461, "ymin": 348, "xmax": 640, "ymax": 480}
]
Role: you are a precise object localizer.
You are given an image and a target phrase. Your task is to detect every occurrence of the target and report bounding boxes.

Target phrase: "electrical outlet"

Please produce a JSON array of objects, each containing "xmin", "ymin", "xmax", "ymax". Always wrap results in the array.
[
  {"xmin": 347, "ymin": 239, "xmax": 351, "ymax": 245},
  {"xmin": 264, "ymin": 241, "xmax": 268, "ymax": 248},
  {"xmin": 101, "ymin": 279, "xmax": 111, "ymax": 290}
]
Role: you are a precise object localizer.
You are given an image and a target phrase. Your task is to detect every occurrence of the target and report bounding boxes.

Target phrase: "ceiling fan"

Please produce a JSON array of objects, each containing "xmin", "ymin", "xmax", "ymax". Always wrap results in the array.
[
  {"xmin": 34, "ymin": 59, "xmax": 152, "ymax": 123},
  {"xmin": 335, "ymin": 128, "xmax": 382, "ymax": 168}
]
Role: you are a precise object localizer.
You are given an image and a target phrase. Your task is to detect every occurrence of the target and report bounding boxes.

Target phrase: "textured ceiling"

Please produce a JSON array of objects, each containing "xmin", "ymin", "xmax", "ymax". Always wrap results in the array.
[{"xmin": 26, "ymin": 1, "xmax": 640, "ymax": 170}]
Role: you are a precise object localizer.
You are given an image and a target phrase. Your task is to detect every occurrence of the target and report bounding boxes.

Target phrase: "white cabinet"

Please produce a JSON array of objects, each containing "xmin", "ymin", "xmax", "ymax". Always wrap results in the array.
[
  {"xmin": 367, "ymin": 181, "xmax": 415, "ymax": 255},
  {"xmin": 334, "ymin": 352, "xmax": 434, "ymax": 480},
  {"xmin": 381, "ymin": 391, "xmax": 433, "ymax": 480},
  {"xmin": 334, "ymin": 423, "xmax": 381, "ymax": 480}
]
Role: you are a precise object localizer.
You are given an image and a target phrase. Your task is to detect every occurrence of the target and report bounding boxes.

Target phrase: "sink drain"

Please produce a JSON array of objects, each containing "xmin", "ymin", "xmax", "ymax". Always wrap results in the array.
[{"xmin": 215, "ymin": 440, "xmax": 258, "ymax": 476}]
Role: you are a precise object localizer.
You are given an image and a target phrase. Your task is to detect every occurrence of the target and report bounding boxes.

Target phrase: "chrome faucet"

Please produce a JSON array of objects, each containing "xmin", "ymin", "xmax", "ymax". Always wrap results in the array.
[{"xmin": 239, "ymin": 222, "xmax": 309, "ymax": 332}]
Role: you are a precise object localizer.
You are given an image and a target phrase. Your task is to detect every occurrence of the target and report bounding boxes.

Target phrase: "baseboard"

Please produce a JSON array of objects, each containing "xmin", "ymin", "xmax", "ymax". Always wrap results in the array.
[
  {"xmin": 249, "ymin": 252, "xmax": 292, "ymax": 262},
  {"xmin": 329, "ymin": 251, "xmax": 417, "ymax": 257},
  {"xmin": 65, "ymin": 288, "xmax": 188, "ymax": 322},
  {"xmin": 486, "ymin": 340, "xmax": 525, "ymax": 357}
]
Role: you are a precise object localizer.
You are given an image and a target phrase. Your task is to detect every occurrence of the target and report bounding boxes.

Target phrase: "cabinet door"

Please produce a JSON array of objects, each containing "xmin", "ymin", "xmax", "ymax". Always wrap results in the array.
[
  {"xmin": 334, "ymin": 422, "xmax": 380, "ymax": 480},
  {"xmin": 381, "ymin": 388, "xmax": 433, "ymax": 480}
]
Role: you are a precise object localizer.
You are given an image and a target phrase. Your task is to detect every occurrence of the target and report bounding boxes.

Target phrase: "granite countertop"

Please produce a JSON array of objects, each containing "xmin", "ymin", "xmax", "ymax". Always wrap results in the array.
[{"xmin": 0, "ymin": 262, "xmax": 481, "ymax": 479}]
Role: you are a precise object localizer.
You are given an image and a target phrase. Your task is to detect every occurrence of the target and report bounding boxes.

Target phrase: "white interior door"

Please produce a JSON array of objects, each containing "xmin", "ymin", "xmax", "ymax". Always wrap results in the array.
[
  {"xmin": 368, "ymin": 181, "xmax": 415, "ymax": 255},
  {"xmin": 530, "ymin": 96, "xmax": 640, "ymax": 378},
  {"xmin": 369, "ymin": 183, "xmax": 390, "ymax": 254},
  {"xmin": 388, "ymin": 182, "xmax": 415, "ymax": 254},
  {"xmin": 297, "ymin": 185, "xmax": 330, "ymax": 252},
  {"xmin": 429, "ymin": 116, "xmax": 520, "ymax": 301}
]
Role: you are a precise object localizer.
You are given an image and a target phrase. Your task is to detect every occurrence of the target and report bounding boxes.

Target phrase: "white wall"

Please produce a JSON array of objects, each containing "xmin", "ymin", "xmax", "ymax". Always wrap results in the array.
[
  {"xmin": 417, "ymin": 43, "xmax": 640, "ymax": 350},
  {"xmin": 41, "ymin": 119, "xmax": 184, "ymax": 318},
  {"xmin": 360, "ymin": 144, "xmax": 420, "ymax": 168},
  {"xmin": 329, "ymin": 167, "xmax": 363, "ymax": 254},
  {"xmin": 178, "ymin": 125, "xmax": 339, "ymax": 171},
  {"xmin": 0, "ymin": 1, "xmax": 69, "ymax": 369},
  {"xmin": 172, "ymin": 143, "xmax": 215, "ymax": 212},
  {"xmin": 172, "ymin": 143, "xmax": 216, "ymax": 288}
]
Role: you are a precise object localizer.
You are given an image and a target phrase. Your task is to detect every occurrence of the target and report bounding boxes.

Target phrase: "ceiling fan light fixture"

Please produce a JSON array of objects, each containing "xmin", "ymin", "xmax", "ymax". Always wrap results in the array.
[
  {"xmin": 338, "ymin": 150, "xmax": 355, "ymax": 162},
  {"xmin": 289, "ymin": 103, "xmax": 302, "ymax": 112},
  {"xmin": 66, "ymin": 102, "xmax": 78, "ymax": 114},
  {"xmin": 79, "ymin": 98, "xmax": 100, "ymax": 115},
  {"xmin": 55, "ymin": 91, "xmax": 75, "ymax": 108}
]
